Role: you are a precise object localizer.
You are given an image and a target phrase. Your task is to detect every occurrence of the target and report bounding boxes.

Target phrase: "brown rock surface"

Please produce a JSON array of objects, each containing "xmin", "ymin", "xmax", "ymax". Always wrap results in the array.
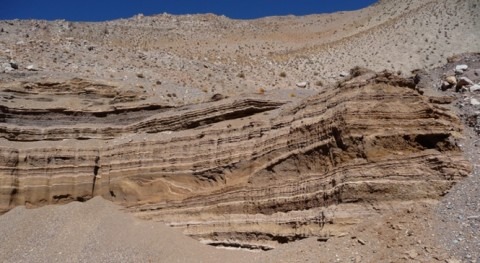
[{"xmin": 0, "ymin": 70, "xmax": 471, "ymax": 250}]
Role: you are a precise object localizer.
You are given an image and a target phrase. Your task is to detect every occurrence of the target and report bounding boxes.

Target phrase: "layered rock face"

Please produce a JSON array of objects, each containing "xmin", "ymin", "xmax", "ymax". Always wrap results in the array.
[{"xmin": 0, "ymin": 71, "xmax": 471, "ymax": 249}]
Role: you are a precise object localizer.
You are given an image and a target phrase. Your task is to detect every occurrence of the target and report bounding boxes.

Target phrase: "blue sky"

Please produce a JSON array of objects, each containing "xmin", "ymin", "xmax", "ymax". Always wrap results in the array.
[{"xmin": 1, "ymin": 1, "xmax": 377, "ymax": 21}]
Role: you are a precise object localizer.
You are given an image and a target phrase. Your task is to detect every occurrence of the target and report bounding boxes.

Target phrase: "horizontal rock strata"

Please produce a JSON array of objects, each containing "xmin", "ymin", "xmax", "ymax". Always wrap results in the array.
[{"xmin": 0, "ymin": 71, "xmax": 471, "ymax": 249}]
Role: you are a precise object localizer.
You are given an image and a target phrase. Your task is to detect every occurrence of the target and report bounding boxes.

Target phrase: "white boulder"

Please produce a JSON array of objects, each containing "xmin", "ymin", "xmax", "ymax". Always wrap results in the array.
[
  {"xmin": 455, "ymin": 64, "xmax": 468, "ymax": 73},
  {"xmin": 470, "ymin": 84, "xmax": 480, "ymax": 92}
]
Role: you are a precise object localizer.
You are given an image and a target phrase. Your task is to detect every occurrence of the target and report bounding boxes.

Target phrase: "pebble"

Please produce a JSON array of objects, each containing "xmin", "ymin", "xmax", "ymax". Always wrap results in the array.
[
  {"xmin": 442, "ymin": 81, "xmax": 453, "ymax": 91},
  {"xmin": 26, "ymin": 64, "xmax": 38, "ymax": 71},
  {"xmin": 470, "ymin": 84, "xmax": 480, "ymax": 92},
  {"xmin": 446, "ymin": 76, "xmax": 457, "ymax": 85},
  {"xmin": 2, "ymin": 62, "xmax": 13, "ymax": 72},
  {"xmin": 9, "ymin": 61, "xmax": 18, "ymax": 69},
  {"xmin": 457, "ymin": 77, "xmax": 474, "ymax": 87},
  {"xmin": 471, "ymin": 98, "xmax": 480, "ymax": 105},
  {"xmin": 407, "ymin": 250, "xmax": 418, "ymax": 259},
  {"xmin": 296, "ymin": 82, "xmax": 307, "ymax": 88},
  {"xmin": 339, "ymin": 71, "xmax": 350, "ymax": 77},
  {"xmin": 455, "ymin": 64, "xmax": 468, "ymax": 73}
]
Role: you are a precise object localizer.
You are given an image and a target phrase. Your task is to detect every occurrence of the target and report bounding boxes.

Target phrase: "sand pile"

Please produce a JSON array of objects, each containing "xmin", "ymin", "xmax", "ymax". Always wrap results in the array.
[{"xmin": 0, "ymin": 197, "xmax": 252, "ymax": 263}]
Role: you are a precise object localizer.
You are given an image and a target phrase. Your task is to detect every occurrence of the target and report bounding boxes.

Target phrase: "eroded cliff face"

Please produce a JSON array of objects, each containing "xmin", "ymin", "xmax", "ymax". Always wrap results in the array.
[{"xmin": 0, "ymin": 70, "xmax": 471, "ymax": 249}]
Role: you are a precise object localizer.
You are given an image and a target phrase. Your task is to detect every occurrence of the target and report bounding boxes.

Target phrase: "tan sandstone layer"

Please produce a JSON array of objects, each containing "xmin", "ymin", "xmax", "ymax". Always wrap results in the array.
[{"xmin": 0, "ymin": 70, "xmax": 472, "ymax": 249}]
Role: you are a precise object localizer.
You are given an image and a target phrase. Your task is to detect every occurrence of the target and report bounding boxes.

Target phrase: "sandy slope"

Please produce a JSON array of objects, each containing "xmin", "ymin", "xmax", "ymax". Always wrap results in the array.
[{"xmin": 0, "ymin": 197, "xmax": 255, "ymax": 263}]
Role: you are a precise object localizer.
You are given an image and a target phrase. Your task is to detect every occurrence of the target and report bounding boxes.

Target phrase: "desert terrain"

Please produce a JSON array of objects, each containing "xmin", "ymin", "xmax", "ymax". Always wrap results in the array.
[{"xmin": 0, "ymin": 0, "xmax": 479, "ymax": 262}]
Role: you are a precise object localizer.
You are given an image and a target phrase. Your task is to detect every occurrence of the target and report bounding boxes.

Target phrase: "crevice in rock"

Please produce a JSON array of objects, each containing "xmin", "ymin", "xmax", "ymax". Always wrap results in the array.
[
  {"xmin": 53, "ymin": 194, "xmax": 71, "ymax": 200},
  {"xmin": 183, "ymin": 106, "xmax": 278, "ymax": 130},
  {"xmin": 331, "ymin": 127, "xmax": 348, "ymax": 150},
  {"xmin": 206, "ymin": 242, "xmax": 273, "ymax": 251},
  {"xmin": 76, "ymin": 196, "xmax": 87, "ymax": 202},
  {"xmin": 414, "ymin": 133, "xmax": 450, "ymax": 150},
  {"xmin": 199, "ymin": 231, "xmax": 309, "ymax": 251},
  {"xmin": 92, "ymin": 156, "xmax": 100, "ymax": 195}
]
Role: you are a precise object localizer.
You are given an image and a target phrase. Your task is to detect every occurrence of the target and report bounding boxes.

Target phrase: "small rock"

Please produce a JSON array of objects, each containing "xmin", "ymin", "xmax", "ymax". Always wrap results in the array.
[
  {"xmin": 210, "ymin": 93, "xmax": 224, "ymax": 101},
  {"xmin": 441, "ymin": 81, "xmax": 453, "ymax": 91},
  {"xmin": 455, "ymin": 64, "xmax": 468, "ymax": 73},
  {"xmin": 471, "ymin": 98, "xmax": 480, "ymax": 106},
  {"xmin": 406, "ymin": 250, "xmax": 418, "ymax": 259},
  {"xmin": 457, "ymin": 86, "xmax": 469, "ymax": 93},
  {"xmin": 469, "ymin": 84, "xmax": 480, "ymax": 92},
  {"xmin": 457, "ymin": 77, "xmax": 474, "ymax": 87},
  {"xmin": 296, "ymin": 81, "xmax": 308, "ymax": 88},
  {"xmin": 2, "ymin": 62, "xmax": 13, "ymax": 72},
  {"xmin": 357, "ymin": 238, "xmax": 366, "ymax": 245},
  {"xmin": 26, "ymin": 64, "xmax": 38, "ymax": 71},
  {"xmin": 447, "ymin": 55, "xmax": 461, "ymax": 63},
  {"xmin": 339, "ymin": 71, "xmax": 350, "ymax": 77},
  {"xmin": 9, "ymin": 61, "xmax": 18, "ymax": 69},
  {"xmin": 446, "ymin": 76, "xmax": 457, "ymax": 85}
]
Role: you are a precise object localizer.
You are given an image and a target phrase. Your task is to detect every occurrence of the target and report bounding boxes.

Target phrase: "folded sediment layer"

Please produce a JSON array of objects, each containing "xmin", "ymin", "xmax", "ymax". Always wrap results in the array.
[{"xmin": 0, "ymin": 72, "xmax": 471, "ymax": 248}]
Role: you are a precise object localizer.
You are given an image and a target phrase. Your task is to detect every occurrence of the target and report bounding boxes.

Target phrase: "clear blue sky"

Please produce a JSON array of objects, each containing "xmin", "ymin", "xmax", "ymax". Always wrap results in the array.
[{"xmin": 1, "ymin": 0, "xmax": 378, "ymax": 21}]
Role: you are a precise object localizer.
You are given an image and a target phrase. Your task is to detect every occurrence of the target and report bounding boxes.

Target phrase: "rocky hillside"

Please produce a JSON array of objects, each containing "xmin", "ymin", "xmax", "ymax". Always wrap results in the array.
[{"xmin": 1, "ymin": 0, "xmax": 478, "ymax": 104}]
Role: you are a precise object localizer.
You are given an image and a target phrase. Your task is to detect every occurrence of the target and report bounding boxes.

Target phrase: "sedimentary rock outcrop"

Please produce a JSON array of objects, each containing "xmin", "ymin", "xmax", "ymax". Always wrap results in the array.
[{"xmin": 0, "ymin": 71, "xmax": 471, "ymax": 249}]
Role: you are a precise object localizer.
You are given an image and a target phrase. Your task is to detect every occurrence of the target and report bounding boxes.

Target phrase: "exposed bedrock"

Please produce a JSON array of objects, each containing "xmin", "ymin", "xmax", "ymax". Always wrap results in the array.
[{"xmin": 0, "ymin": 71, "xmax": 471, "ymax": 248}]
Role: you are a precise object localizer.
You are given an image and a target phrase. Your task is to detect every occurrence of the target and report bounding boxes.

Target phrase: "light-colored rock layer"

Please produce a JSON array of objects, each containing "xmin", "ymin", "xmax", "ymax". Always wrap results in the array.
[{"xmin": 0, "ymin": 71, "xmax": 471, "ymax": 248}]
